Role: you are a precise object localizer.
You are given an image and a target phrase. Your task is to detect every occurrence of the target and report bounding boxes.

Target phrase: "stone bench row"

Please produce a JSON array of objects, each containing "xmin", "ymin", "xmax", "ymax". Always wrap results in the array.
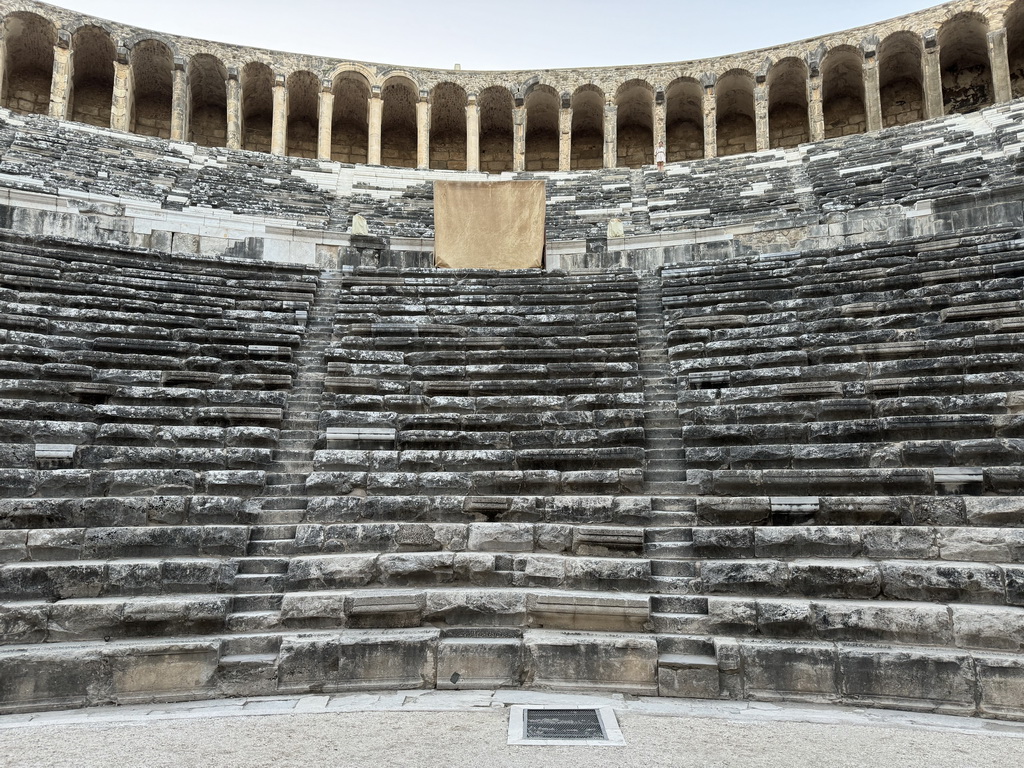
[
  {"xmin": 0, "ymin": 361, "xmax": 292, "ymax": 390},
  {"xmin": 305, "ymin": 469, "xmax": 644, "ymax": 497},
  {"xmin": 0, "ymin": 341, "xmax": 298, "ymax": 377},
  {"xmin": 0, "ymin": 381, "xmax": 287, "ymax": 407},
  {"xmin": 0, "ymin": 495, "xmax": 250, "ymax": 530},
  {"xmin": 686, "ymin": 466, "xmax": 1024, "ymax": 497},
  {"xmin": 654, "ymin": 594, "xmax": 1024, "ymax": 654},
  {"xmin": 325, "ymin": 346, "xmax": 638, "ymax": 367},
  {"xmin": 680, "ymin": 356, "xmax": 1024, "ymax": 392},
  {"xmin": 312, "ymin": 447, "xmax": 644, "ymax": 473},
  {"xmin": 696, "ymin": 557, "xmax": 1024, "ymax": 606},
  {"xmin": 323, "ymin": 407, "xmax": 641, "ymax": 433},
  {"xmin": 325, "ymin": 376, "xmax": 642, "ymax": 398},
  {"xmin": 335, "ymin": 297, "xmax": 637, "ymax": 313},
  {"xmin": 335, "ymin": 332, "xmax": 640, "ymax": 352},
  {"xmin": 669, "ymin": 337, "xmax": 1024, "ymax": 371},
  {"xmin": 0, "ymin": 421, "xmax": 277, "ymax": 449},
  {"xmin": 323, "ymin": 392, "xmax": 644, "ymax": 415},
  {"xmin": 0, "ymin": 401, "xmax": 284, "ymax": 428},
  {"xmin": 0, "ymin": 468, "xmax": 267, "ymax": 499},
  {"xmin": 0, "ymin": 330, "xmax": 297, "ymax": 362},
  {"xmin": 680, "ymin": 372, "xmax": 1024, "ymax": 405},
  {"xmin": 0, "ymin": 444, "xmax": 273, "ymax": 472},
  {"xmin": 683, "ymin": 440, "xmax": 1024, "ymax": 472}
]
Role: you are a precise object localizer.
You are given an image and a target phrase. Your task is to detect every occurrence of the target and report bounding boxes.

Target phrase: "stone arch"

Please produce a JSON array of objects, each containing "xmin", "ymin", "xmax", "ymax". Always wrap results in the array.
[
  {"xmin": 241, "ymin": 61, "xmax": 273, "ymax": 153},
  {"xmin": 2, "ymin": 12, "xmax": 56, "ymax": 116},
  {"xmin": 1005, "ymin": 0, "xmax": 1024, "ymax": 98},
  {"xmin": 524, "ymin": 83, "xmax": 559, "ymax": 171},
  {"xmin": 822, "ymin": 45, "xmax": 866, "ymax": 139},
  {"xmin": 939, "ymin": 12, "xmax": 994, "ymax": 114},
  {"xmin": 331, "ymin": 70, "xmax": 369, "ymax": 164},
  {"xmin": 879, "ymin": 31, "xmax": 925, "ymax": 127},
  {"xmin": 381, "ymin": 75, "xmax": 417, "ymax": 169},
  {"xmin": 429, "ymin": 81, "xmax": 467, "ymax": 171},
  {"xmin": 616, "ymin": 79, "xmax": 654, "ymax": 168},
  {"xmin": 571, "ymin": 84, "xmax": 604, "ymax": 171},
  {"xmin": 716, "ymin": 69, "xmax": 755, "ymax": 157},
  {"xmin": 286, "ymin": 70, "xmax": 319, "ymax": 158},
  {"xmin": 478, "ymin": 85, "xmax": 513, "ymax": 173},
  {"xmin": 129, "ymin": 39, "xmax": 173, "ymax": 138},
  {"xmin": 69, "ymin": 24, "xmax": 114, "ymax": 128},
  {"xmin": 767, "ymin": 57, "xmax": 809, "ymax": 149},
  {"xmin": 665, "ymin": 77, "xmax": 703, "ymax": 162},
  {"xmin": 188, "ymin": 54, "xmax": 227, "ymax": 148}
]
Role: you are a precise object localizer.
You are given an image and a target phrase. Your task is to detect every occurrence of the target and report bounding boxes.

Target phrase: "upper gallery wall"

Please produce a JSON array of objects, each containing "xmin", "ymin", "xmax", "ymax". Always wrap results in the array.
[{"xmin": 1, "ymin": 0, "xmax": 1023, "ymax": 172}]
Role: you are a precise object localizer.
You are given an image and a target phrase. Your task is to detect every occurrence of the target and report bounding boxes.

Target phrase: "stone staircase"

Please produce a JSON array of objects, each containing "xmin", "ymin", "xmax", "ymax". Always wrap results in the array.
[
  {"xmin": 223, "ymin": 271, "xmax": 344, "ymax": 654},
  {"xmin": 638, "ymin": 274, "xmax": 687, "ymax": 495}
]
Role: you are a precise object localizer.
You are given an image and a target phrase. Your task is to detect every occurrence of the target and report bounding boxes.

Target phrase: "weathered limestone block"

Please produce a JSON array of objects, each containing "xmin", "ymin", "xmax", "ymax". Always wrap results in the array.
[
  {"xmin": 882, "ymin": 562, "xmax": 1006, "ymax": 604},
  {"xmin": 527, "ymin": 592, "xmax": 650, "ymax": 632},
  {"xmin": 838, "ymin": 646, "xmax": 976, "ymax": 715},
  {"xmin": 277, "ymin": 629, "xmax": 439, "ymax": 692},
  {"xmin": 467, "ymin": 523, "xmax": 533, "ymax": 552},
  {"xmin": 437, "ymin": 637, "xmax": 524, "ymax": 689},
  {"xmin": 0, "ymin": 647, "xmax": 109, "ymax": 712},
  {"xmin": 861, "ymin": 527, "xmax": 937, "ymax": 559},
  {"xmin": 700, "ymin": 560, "xmax": 787, "ymax": 596},
  {"xmin": 789, "ymin": 561, "xmax": 882, "ymax": 600},
  {"xmin": 161, "ymin": 559, "xmax": 236, "ymax": 594},
  {"xmin": 524, "ymin": 630, "xmax": 658, "ymax": 695},
  {"xmin": 740, "ymin": 640, "xmax": 840, "ymax": 704},
  {"xmin": 287, "ymin": 555, "xmax": 378, "ymax": 591},
  {"xmin": 976, "ymin": 655, "xmax": 1024, "ymax": 720},
  {"xmin": 938, "ymin": 528, "xmax": 1024, "ymax": 563},
  {"xmin": 952, "ymin": 606, "xmax": 1024, "ymax": 652},
  {"xmin": 378, "ymin": 553, "xmax": 455, "ymax": 586},
  {"xmin": 109, "ymin": 642, "xmax": 220, "ymax": 704},
  {"xmin": 423, "ymin": 589, "xmax": 527, "ymax": 627},
  {"xmin": 755, "ymin": 527, "xmax": 862, "ymax": 559},
  {"xmin": 754, "ymin": 599, "xmax": 812, "ymax": 638},
  {"xmin": 813, "ymin": 600, "xmax": 952, "ymax": 646},
  {"xmin": 0, "ymin": 600, "xmax": 49, "ymax": 643},
  {"xmin": 658, "ymin": 653, "xmax": 720, "ymax": 699},
  {"xmin": 692, "ymin": 528, "xmax": 754, "ymax": 558}
]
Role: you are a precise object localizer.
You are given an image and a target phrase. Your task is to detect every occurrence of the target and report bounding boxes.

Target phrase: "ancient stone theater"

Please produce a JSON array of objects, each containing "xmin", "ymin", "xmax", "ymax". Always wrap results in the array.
[{"xmin": 0, "ymin": 0, "xmax": 1023, "ymax": 721}]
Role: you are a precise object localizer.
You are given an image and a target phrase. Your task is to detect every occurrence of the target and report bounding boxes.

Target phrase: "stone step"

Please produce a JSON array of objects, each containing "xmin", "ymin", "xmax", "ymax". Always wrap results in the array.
[
  {"xmin": 651, "ymin": 613, "xmax": 710, "ymax": 634},
  {"xmin": 259, "ymin": 497, "xmax": 309, "ymax": 511},
  {"xmin": 257, "ymin": 509, "xmax": 308, "ymax": 525},
  {"xmin": 267, "ymin": 473, "xmax": 307, "ymax": 485},
  {"xmin": 226, "ymin": 612, "xmax": 283, "ymax": 633},
  {"xmin": 263, "ymin": 483, "xmax": 307, "ymax": 496},
  {"xmin": 645, "ymin": 542, "xmax": 694, "ymax": 559},
  {"xmin": 237, "ymin": 557, "xmax": 289, "ymax": 575},
  {"xmin": 231, "ymin": 594, "xmax": 284, "ymax": 613},
  {"xmin": 232, "ymin": 573, "xmax": 287, "ymax": 593},
  {"xmin": 645, "ymin": 527, "xmax": 694, "ymax": 543},
  {"xmin": 651, "ymin": 575, "xmax": 699, "ymax": 594},
  {"xmin": 248, "ymin": 540, "xmax": 299, "ymax": 556}
]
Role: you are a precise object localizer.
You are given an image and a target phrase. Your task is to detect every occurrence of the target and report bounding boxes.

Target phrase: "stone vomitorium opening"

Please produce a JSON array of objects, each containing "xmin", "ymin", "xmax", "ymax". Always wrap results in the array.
[{"xmin": 0, "ymin": 0, "xmax": 1023, "ymax": 721}]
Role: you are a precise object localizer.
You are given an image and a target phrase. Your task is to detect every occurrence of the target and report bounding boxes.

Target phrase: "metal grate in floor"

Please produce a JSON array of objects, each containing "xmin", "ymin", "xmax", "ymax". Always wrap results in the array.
[
  {"xmin": 507, "ymin": 705, "xmax": 625, "ymax": 747},
  {"xmin": 525, "ymin": 709, "xmax": 605, "ymax": 740}
]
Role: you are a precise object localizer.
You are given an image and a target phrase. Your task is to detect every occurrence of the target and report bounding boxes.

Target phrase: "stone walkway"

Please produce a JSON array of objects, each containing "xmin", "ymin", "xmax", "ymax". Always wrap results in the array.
[{"xmin": 1, "ymin": 691, "xmax": 1023, "ymax": 767}]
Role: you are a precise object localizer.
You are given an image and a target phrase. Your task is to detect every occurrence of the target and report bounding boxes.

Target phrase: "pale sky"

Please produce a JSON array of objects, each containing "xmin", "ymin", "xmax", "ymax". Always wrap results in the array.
[{"xmin": 54, "ymin": 0, "xmax": 943, "ymax": 70}]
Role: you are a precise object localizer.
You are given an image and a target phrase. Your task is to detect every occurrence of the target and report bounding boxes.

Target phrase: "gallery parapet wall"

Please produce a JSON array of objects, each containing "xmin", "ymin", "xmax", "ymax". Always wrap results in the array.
[{"xmin": 1, "ymin": 0, "xmax": 1023, "ymax": 171}]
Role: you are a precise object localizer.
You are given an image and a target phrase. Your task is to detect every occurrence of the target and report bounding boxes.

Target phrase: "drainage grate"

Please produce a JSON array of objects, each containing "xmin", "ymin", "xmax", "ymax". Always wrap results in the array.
[
  {"xmin": 508, "ymin": 706, "xmax": 625, "ymax": 747},
  {"xmin": 525, "ymin": 709, "xmax": 605, "ymax": 740}
]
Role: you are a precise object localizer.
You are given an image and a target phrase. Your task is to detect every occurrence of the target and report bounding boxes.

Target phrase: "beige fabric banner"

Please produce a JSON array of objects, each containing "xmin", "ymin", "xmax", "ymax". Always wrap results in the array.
[{"xmin": 434, "ymin": 180, "xmax": 546, "ymax": 270}]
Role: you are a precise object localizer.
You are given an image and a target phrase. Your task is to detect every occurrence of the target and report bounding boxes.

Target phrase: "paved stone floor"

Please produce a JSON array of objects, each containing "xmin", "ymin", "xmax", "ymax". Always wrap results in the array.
[{"xmin": 1, "ymin": 690, "xmax": 1023, "ymax": 767}]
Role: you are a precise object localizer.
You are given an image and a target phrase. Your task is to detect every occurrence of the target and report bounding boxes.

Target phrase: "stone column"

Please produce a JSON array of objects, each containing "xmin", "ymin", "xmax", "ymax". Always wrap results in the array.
[
  {"xmin": 702, "ymin": 84, "xmax": 717, "ymax": 159},
  {"xmin": 317, "ymin": 82, "xmax": 334, "ymax": 161},
  {"xmin": 111, "ymin": 53, "xmax": 133, "ymax": 132},
  {"xmin": 923, "ymin": 33, "xmax": 945, "ymax": 119},
  {"xmin": 754, "ymin": 79, "xmax": 769, "ymax": 151},
  {"xmin": 653, "ymin": 90, "xmax": 667, "ymax": 159},
  {"xmin": 512, "ymin": 99, "xmax": 526, "ymax": 172},
  {"xmin": 863, "ymin": 49, "xmax": 883, "ymax": 132},
  {"xmin": 226, "ymin": 70, "xmax": 241, "ymax": 150},
  {"xmin": 988, "ymin": 28, "xmax": 1012, "ymax": 104},
  {"xmin": 271, "ymin": 75, "xmax": 287, "ymax": 156},
  {"xmin": 170, "ymin": 58, "xmax": 188, "ymax": 141},
  {"xmin": 465, "ymin": 95, "xmax": 480, "ymax": 172},
  {"xmin": 603, "ymin": 100, "xmax": 617, "ymax": 169},
  {"xmin": 558, "ymin": 98, "xmax": 572, "ymax": 171},
  {"xmin": 416, "ymin": 93, "xmax": 430, "ymax": 170},
  {"xmin": 48, "ymin": 35, "xmax": 73, "ymax": 120},
  {"xmin": 367, "ymin": 87, "xmax": 383, "ymax": 165},
  {"xmin": 808, "ymin": 73, "xmax": 824, "ymax": 142}
]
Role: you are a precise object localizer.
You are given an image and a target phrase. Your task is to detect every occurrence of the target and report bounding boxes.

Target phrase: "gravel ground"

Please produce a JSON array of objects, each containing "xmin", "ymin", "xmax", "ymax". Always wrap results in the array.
[{"xmin": 2, "ymin": 706, "xmax": 1024, "ymax": 768}]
